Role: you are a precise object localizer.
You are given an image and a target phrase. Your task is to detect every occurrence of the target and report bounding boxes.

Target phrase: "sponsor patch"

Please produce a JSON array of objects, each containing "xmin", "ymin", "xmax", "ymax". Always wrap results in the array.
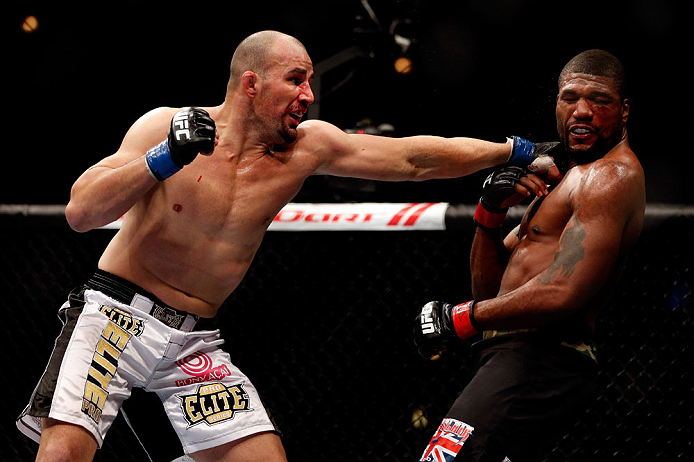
[
  {"xmin": 175, "ymin": 351, "xmax": 231, "ymax": 387},
  {"xmin": 420, "ymin": 418, "xmax": 475, "ymax": 461},
  {"xmin": 180, "ymin": 382, "xmax": 251, "ymax": 427}
]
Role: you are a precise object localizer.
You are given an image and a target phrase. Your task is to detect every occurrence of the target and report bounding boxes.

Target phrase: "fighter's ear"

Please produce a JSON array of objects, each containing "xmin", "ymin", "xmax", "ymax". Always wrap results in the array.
[
  {"xmin": 242, "ymin": 71, "xmax": 259, "ymax": 98},
  {"xmin": 622, "ymin": 98, "xmax": 630, "ymax": 124}
]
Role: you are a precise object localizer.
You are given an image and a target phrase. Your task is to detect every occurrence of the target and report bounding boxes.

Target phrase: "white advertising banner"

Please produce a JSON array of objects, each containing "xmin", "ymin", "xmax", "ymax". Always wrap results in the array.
[
  {"xmin": 98, "ymin": 203, "xmax": 450, "ymax": 231},
  {"xmin": 268, "ymin": 202, "xmax": 448, "ymax": 231}
]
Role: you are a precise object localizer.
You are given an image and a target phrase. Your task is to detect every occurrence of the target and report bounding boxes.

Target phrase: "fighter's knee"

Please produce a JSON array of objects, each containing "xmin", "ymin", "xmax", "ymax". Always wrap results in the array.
[
  {"xmin": 36, "ymin": 419, "xmax": 97, "ymax": 462},
  {"xmin": 37, "ymin": 442, "xmax": 83, "ymax": 462},
  {"xmin": 190, "ymin": 431, "xmax": 286, "ymax": 462}
]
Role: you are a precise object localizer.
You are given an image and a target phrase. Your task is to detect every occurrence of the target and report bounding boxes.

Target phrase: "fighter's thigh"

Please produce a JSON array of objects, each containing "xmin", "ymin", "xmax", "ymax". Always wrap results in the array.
[
  {"xmin": 421, "ymin": 375, "xmax": 508, "ymax": 462},
  {"xmin": 36, "ymin": 418, "xmax": 98, "ymax": 462},
  {"xmin": 189, "ymin": 431, "xmax": 286, "ymax": 462},
  {"xmin": 50, "ymin": 303, "xmax": 139, "ymax": 440},
  {"xmin": 420, "ymin": 350, "xmax": 526, "ymax": 462},
  {"xmin": 152, "ymin": 336, "xmax": 280, "ymax": 455}
]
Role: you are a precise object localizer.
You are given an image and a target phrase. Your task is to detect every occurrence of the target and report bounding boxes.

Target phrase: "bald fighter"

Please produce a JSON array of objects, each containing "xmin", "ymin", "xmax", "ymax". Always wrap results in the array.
[
  {"xmin": 415, "ymin": 49, "xmax": 645, "ymax": 461},
  {"xmin": 17, "ymin": 30, "xmax": 558, "ymax": 462}
]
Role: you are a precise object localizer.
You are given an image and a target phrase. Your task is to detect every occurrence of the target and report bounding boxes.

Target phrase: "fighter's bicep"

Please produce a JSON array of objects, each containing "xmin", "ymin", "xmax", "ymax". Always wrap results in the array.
[
  {"xmin": 567, "ymin": 164, "xmax": 640, "ymax": 274},
  {"xmin": 330, "ymin": 136, "xmax": 412, "ymax": 179},
  {"xmin": 309, "ymin": 124, "xmax": 411, "ymax": 179},
  {"xmin": 572, "ymin": 210, "xmax": 624, "ymax": 274},
  {"xmin": 538, "ymin": 197, "xmax": 627, "ymax": 300}
]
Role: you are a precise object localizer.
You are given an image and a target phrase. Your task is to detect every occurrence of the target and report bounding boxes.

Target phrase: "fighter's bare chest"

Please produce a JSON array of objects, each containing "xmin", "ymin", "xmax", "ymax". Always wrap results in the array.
[
  {"xmin": 158, "ymin": 155, "xmax": 308, "ymax": 232},
  {"xmin": 518, "ymin": 178, "xmax": 577, "ymax": 241}
]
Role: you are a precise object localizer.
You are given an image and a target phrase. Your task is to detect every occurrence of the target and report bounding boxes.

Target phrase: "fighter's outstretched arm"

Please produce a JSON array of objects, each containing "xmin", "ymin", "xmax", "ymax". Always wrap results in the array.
[{"xmin": 303, "ymin": 120, "xmax": 552, "ymax": 182}]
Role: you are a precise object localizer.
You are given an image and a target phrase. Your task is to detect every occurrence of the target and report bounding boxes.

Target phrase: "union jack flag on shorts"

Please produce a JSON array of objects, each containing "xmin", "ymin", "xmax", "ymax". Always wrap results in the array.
[{"xmin": 420, "ymin": 417, "xmax": 475, "ymax": 461}]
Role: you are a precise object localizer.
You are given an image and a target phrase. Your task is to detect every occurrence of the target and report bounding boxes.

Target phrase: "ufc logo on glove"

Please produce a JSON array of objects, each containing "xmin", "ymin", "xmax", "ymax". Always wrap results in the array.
[
  {"xmin": 420, "ymin": 304, "xmax": 435, "ymax": 334},
  {"xmin": 173, "ymin": 112, "xmax": 191, "ymax": 141}
]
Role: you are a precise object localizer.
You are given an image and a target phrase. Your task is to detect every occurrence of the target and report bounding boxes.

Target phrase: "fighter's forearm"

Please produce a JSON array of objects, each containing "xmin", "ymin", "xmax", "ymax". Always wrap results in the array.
[
  {"xmin": 65, "ymin": 157, "xmax": 157, "ymax": 232},
  {"xmin": 405, "ymin": 137, "xmax": 512, "ymax": 180},
  {"xmin": 472, "ymin": 275, "xmax": 582, "ymax": 331}
]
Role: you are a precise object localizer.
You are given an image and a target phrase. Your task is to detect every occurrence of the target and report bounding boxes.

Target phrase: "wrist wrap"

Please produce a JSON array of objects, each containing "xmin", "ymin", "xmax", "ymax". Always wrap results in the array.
[
  {"xmin": 452, "ymin": 300, "xmax": 479, "ymax": 340},
  {"xmin": 507, "ymin": 136, "xmax": 535, "ymax": 166},
  {"xmin": 145, "ymin": 140, "xmax": 181, "ymax": 181},
  {"xmin": 474, "ymin": 202, "xmax": 507, "ymax": 229}
]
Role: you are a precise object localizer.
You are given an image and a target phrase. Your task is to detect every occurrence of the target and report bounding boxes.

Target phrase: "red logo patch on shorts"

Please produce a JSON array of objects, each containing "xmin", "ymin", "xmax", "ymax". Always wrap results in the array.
[{"xmin": 175, "ymin": 351, "xmax": 231, "ymax": 387}]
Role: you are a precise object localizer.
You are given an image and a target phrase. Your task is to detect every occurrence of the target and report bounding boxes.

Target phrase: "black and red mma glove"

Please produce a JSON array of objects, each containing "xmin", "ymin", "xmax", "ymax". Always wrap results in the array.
[
  {"xmin": 473, "ymin": 166, "xmax": 527, "ymax": 230},
  {"xmin": 414, "ymin": 301, "xmax": 479, "ymax": 359}
]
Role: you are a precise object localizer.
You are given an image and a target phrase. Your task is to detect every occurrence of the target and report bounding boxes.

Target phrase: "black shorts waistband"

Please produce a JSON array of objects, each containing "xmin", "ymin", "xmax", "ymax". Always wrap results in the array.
[{"xmin": 85, "ymin": 270, "xmax": 199, "ymax": 331}]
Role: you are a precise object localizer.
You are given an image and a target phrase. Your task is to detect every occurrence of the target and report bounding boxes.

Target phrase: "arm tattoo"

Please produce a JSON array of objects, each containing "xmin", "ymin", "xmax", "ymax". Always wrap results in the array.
[{"xmin": 537, "ymin": 211, "xmax": 586, "ymax": 285}]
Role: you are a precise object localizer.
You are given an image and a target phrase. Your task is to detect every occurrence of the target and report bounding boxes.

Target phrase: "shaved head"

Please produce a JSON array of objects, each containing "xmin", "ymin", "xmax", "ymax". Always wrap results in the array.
[
  {"xmin": 559, "ymin": 49, "xmax": 627, "ymax": 100},
  {"xmin": 228, "ymin": 31, "xmax": 308, "ymax": 89}
]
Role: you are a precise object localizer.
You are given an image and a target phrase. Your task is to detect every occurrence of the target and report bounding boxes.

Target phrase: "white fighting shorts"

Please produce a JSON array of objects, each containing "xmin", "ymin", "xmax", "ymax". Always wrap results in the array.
[{"xmin": 17, "ymin": 270, "xmax": 278, "ymax": 456}]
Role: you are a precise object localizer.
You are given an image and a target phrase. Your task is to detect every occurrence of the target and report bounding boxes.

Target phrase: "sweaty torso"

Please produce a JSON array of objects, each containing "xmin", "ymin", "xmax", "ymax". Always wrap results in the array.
[
  {"xmin": 99, "ymin": 127, "xmax": 320, "ymax": 317},
  {"xmin": 498, "ymin": 148, "xmax": 643, "ymax": 336},
  {"xmin": 500, "ymin": 177, "xmax": 576, "ymax": 296}
]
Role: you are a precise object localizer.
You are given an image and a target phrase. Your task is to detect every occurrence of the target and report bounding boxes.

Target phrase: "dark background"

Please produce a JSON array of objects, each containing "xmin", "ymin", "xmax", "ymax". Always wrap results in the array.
[
  {"xmin": 2, "ymin": 214, "xmax": 692, "ymax": 461},
  {"xmin": 2, "ymin": 2, "xmax": 692, "ymax": 460},
  {"xmin": 3, "ymin": 0, "xmax": 690, "ymax": 205}
]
